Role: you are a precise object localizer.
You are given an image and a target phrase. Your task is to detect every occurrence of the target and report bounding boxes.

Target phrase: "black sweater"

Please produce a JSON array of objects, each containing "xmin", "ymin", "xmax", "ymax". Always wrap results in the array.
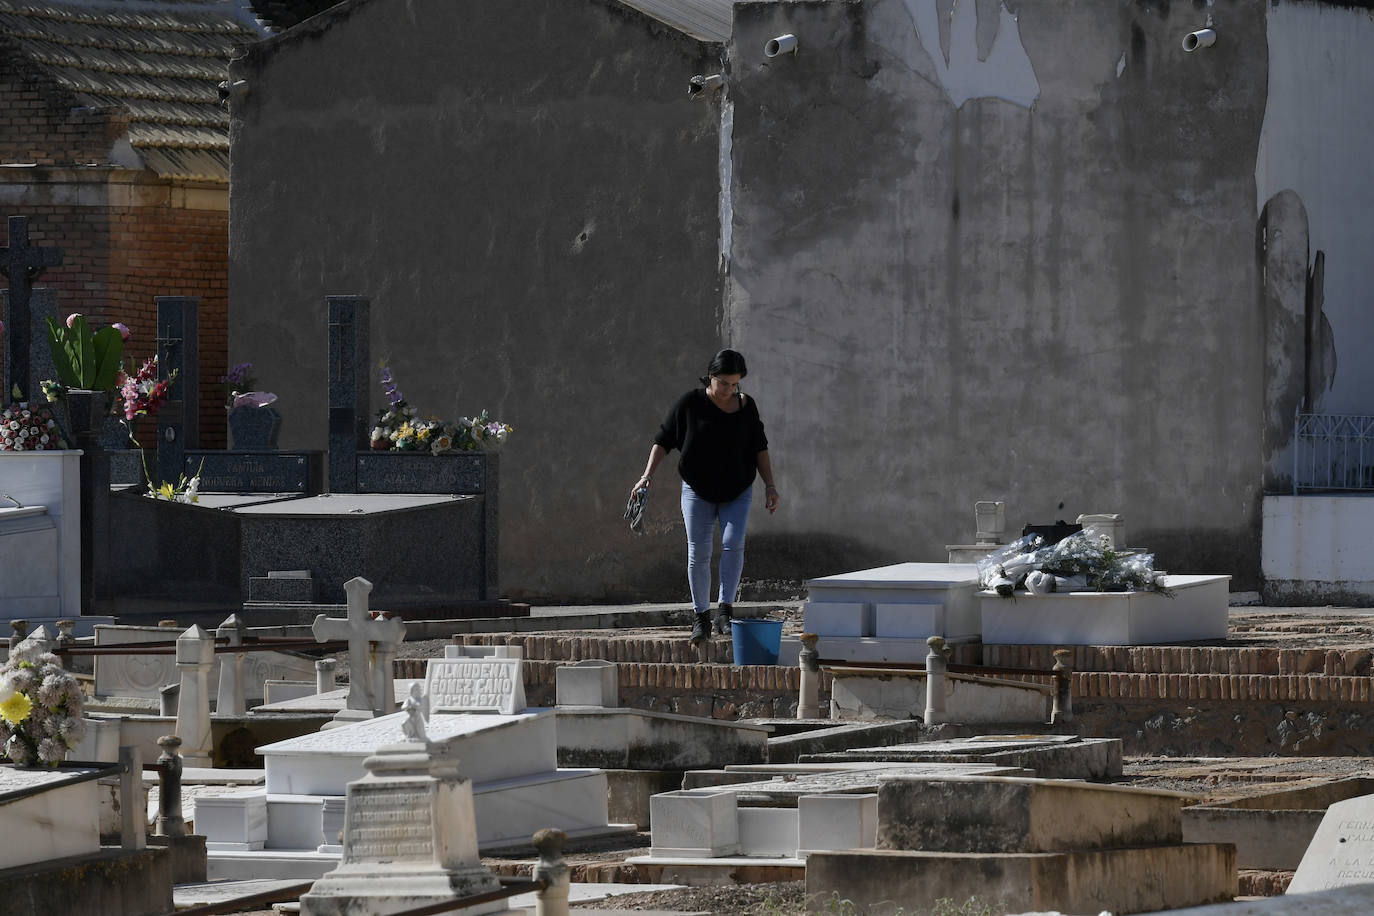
[{"xmin": 654, "ymin": 389, "xmax": 769, "ymax": 503}]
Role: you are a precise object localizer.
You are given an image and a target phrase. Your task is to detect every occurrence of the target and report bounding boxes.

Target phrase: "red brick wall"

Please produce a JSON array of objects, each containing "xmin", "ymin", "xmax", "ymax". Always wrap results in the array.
[
  {"xmin": 0, "ymin": 55, "xmax": 230, "ymax": 445},
  {"xmin": 109, "ymin": 204, "xmax": 230, "ymax": 447},
  {"xmin": 2, "ymin": 199, "xmax": 229, "ymax": 447}
]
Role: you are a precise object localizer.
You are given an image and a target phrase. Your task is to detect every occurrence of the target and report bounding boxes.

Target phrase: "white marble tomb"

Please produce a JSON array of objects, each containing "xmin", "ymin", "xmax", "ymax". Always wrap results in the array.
[
  {"xmin": 979, "ymin": 574, "xmax": 1231, "ymax": 645},
  {"xmin": 787, "ymin": 563, "xmax": 982, "ymax": 664},
  {"xmin": 0, "ymin": 764, "xmax": 102, "ymax": 869}
]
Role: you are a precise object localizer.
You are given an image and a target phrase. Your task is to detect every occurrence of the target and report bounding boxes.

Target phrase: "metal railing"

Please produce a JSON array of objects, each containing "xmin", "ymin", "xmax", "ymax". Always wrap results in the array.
[{"xmin": 1294, "ymin": 412, "xmax": 1374, "ymax": 494}]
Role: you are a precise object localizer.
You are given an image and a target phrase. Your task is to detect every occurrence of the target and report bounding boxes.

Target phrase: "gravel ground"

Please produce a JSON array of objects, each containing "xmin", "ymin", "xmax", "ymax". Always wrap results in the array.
[{"xmin": 574, "ymin": 880, "xmax": 806, "ymax": 913}]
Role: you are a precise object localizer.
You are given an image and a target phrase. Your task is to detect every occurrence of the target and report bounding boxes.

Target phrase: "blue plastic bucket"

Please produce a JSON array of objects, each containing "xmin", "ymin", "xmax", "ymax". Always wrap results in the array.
[{"xmin": 731, "ymin": 618, "xmax": 784, "ymax": 666}]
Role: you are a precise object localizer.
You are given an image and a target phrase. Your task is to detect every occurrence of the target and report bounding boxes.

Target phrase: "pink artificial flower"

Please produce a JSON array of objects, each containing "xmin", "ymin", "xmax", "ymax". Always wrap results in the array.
[
  {"xmin": 66, "ymin": 313, "xmax": 81, "ymax": 328},
  {"xmin": 112, "ymin": 322, "xmax": 130, "ymax": 340},
  {"xmin": 0, "ymin": 319, "xmax": 4, "ymax": 335}
]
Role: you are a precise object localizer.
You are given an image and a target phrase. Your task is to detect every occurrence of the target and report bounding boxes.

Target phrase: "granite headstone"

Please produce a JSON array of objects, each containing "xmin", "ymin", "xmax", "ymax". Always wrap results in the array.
[{"xmin": 155, "ymin": 296, "xmax": 199, "ymax": 487}]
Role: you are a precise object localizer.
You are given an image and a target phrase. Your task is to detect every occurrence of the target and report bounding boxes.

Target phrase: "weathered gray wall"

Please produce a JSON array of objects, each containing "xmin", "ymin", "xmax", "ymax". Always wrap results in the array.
[
  {"xmin": 229, "ymin": 0, "xmax": 724, "ymax": 600},
  {"xmin": 725, "ymin": 0, "xmax": 1273, "ymax": 586},
  {"xmin": 230, "ymin": 0, "xmax": 1373, "ymax": 602}
]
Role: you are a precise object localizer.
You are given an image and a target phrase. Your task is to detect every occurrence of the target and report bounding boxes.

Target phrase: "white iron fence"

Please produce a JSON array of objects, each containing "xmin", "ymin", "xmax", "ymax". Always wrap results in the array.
[{"xmin": 1294, "ymin": 412, "xmax": 1374, "ymax": 493}]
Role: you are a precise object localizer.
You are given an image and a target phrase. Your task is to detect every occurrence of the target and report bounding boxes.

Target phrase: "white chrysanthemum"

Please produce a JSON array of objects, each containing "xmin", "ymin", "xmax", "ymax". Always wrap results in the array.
[
  {"xmin": 37, "ymin": 674, "xmax": 65, "ymax": 709},
  {"xmin": 11, "ymin": 667, "xmax": 38, "ymax": 693},
  {"xmin": 58, "ymin": 716, "xmax": 85, "ymax": 747},
  {"xmin": 37, "ymin": 737, "xmax": 64, "ymax": 764}
]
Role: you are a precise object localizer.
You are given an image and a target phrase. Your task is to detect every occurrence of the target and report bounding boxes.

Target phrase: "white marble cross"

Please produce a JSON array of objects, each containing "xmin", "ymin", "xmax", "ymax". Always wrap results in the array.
[{"xmin": 312, "ymin": 577, "xmax": 406, "ymax": 716}]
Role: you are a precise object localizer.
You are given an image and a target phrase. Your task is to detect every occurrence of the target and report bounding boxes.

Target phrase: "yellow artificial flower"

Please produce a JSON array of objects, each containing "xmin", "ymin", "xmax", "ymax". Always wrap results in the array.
[{"xmin": 0, "ymin": 690, "xmax": 32, "ymax": 725}]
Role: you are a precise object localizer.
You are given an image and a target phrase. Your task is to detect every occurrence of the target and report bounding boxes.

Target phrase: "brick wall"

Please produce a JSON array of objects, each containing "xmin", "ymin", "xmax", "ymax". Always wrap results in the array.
[
  {"xmin": 1, "ymin": 198, "xmax": 229, "ymax": 446},
  {"xmin": 0, "ymin": 51, "xmax": 124, "ymax": 166},
  {"xmin": 0, "ymin": 51, "xmax": 230, "ymax": 445}
]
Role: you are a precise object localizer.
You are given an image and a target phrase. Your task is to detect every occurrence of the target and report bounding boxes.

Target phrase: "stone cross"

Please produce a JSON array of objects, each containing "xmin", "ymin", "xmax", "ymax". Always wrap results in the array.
[
  {"xmin": 175, "ymin": 624, "xmax": 215, "ymax": 767},
  {"xmin": 2, "ymin": 287, "xmax": 58, "ymax": 405},
  {"xmin": 312, "ymin": 576, "xmax": 405, "ymax": 717},
  {"xmin": 0, "ymin": 216, "xmax": 62, "ymax": 401},
  {"xmin": 326, "ymin": 296, "xmax": 370, "ymax": 493},
  {"xmin": 155, "ymin": 296, "xmax": 200, "ymax": 487}
]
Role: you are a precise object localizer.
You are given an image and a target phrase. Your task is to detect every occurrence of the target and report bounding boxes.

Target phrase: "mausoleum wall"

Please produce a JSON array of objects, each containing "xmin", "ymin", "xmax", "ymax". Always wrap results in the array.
[{"xmin": 228, "ymin": 0, "xmax": 725, "ymax": 600}]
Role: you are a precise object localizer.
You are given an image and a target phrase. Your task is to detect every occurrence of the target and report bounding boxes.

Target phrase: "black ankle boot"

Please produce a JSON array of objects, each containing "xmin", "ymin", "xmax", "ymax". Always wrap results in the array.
[
  {"xmin": 690, "ymin": 611, "xmax": 711, "ymax": 646},
  {"xmin": 714, "ymin": 603, "xmax": 733, "ymax": 635}
]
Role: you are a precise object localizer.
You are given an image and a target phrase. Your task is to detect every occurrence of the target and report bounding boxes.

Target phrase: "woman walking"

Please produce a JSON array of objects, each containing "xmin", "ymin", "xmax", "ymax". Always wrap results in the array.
[{"xmin": 631, "ymin": 349, "xmax": 780, "ymax": 646}]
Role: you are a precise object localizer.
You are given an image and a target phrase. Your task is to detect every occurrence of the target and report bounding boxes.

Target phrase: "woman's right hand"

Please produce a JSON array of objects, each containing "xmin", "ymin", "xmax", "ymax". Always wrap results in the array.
[{"xmin": 629, "ymin": 475, "xmax": 652, "ymax": 499}]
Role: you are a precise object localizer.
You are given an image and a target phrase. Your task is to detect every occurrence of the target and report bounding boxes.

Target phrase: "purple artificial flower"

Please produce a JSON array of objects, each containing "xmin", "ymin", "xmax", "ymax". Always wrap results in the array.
[
  {"xmin": 380, "ymin": 365, "xmax": 403, "ymax": 406},
  {"xmin": 111, "ymin": 322, "xmax": 130, "ymax": 340}
]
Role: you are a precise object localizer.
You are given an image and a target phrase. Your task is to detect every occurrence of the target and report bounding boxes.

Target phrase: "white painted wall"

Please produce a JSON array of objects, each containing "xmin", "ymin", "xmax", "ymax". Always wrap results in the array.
[
  {"xmin": 1262, "ymin": 495, "xmax": 1374, "ymax": 583},
  {"xmin": 1256, "ymin": 1, "xmax": 1374, "ymax": 415}
]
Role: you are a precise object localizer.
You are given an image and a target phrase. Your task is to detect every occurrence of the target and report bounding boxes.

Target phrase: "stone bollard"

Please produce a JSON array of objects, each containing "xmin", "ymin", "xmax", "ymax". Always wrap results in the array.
[
  {"xmin": 1051, "ymin": 648, "xmax": 1074, "ymax": 725},
  {"xmin": 316, "ymin": 658, "xmax": 337, "ymax": 694},
  {"xmin": 215, "ymin": 614, "xmax": 247, "ymax": 716},
  {"xmin": 155, "ymin": 735, "xmax": 186, "ymax": 837},
  {"xmin": 532, "ymin": 827, "xmax": 570, "ymax": 916},
  {"xmin": 9, "ymin": 619, "xmax": 28, "ymax": 650},
  {"xmin": 175, "ymin": 626, "xmax": 215, "ymax": 766},
  {"xmin": 119, "ymin": 745, "xmax": 146, "ymax": 850},
  {"xmin": 924, "ymin": 636, "xmax": 947, "ymax": 725},
  {"xmin": 797, "ymin": 633, "xmax": 821, "ymax": 720}
]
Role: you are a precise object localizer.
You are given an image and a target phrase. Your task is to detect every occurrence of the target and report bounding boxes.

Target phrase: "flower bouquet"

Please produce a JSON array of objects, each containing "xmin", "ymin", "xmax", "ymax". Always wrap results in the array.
[
  {"xmin": 0, "ymin": 638, "xmax": 86, "ymax": 766},
  {"xmin": 978, "ymin": 531, "xmax": 1168, "ymax": 597},
  {"xmin": 369, "ymin": 363, "xmax": 512, "ymax": 456},
  {"xmin": 0, "ymin": 386, "xmax": 67, "ymax": 451}
]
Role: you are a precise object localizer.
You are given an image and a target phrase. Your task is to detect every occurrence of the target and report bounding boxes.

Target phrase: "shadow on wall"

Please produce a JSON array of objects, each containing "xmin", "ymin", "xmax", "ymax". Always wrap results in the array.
[
  {"xmin": 1259, "ymin": 189, "xmax": 1337, "ymax": 493},
  {"xmin": 1134, "ymin": 526, "xmax": 1259, "ymax": 590}
]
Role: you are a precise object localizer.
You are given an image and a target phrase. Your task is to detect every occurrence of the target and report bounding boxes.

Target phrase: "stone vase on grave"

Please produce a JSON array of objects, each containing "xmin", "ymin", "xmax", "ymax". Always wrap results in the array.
[
  {"xmin": 61, "ymin": 390, "xmax": 108, "ymax": 450},
  {"xmin": 227, "ymin": 404, "xmax": 280, "ymax": 450}
]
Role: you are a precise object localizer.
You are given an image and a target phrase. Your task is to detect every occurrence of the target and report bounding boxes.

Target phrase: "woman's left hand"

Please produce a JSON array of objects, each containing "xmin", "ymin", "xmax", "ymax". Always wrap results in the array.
[{"xmin": 765, "ymin": 485, "xmax": 780, "ymax": 514}]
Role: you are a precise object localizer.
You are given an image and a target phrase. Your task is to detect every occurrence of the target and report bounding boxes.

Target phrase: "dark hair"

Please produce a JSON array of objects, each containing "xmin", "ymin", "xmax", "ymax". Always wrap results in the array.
[{"xmin": 699, "ymin": 348, "xmax": 748, "ymax": 386}]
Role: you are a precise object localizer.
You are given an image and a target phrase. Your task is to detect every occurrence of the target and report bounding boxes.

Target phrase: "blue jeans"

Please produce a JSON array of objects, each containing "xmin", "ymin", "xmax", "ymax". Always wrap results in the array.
[{"xmin": 681, "ymin": 482, "xmax": 752, "ymax": 613}]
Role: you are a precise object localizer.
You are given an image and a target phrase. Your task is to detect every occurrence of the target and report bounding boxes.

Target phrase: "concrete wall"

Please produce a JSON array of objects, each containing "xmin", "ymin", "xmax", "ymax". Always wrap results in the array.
[
  {"xmin": 229, "ymin": 0, "xmax": 1374, "ymax": 601},
  {"xmin": 725, "ymin": 0, "xmax": 1273, "ymax": 586},
  {"xmin": 1262, "ymin": 495, "xmax": 1374, "ymax": 605},
  {"xmin": 228, "ymin": 0, "xmax": 724, "ymax": 600}
]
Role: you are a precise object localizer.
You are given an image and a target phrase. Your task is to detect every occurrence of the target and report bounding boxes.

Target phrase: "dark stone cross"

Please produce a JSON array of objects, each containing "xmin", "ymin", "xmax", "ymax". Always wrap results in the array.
[
  {"xmin": 327, "ymin": 295, "xmax": 370, "ymax": 493},
  {"xmin": 0, "ymin": 216, "xmax": 63, "ymax": 400},
  {"xmin": 155, "ymin": 296, "xmax": 200, "ymax": 487}
]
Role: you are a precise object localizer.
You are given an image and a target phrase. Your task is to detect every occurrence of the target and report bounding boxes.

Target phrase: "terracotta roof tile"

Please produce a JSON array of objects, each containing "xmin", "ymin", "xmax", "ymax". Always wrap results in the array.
[{"xmin": 0, "ymin": 0, "xmax": 264, "ymax": 180}]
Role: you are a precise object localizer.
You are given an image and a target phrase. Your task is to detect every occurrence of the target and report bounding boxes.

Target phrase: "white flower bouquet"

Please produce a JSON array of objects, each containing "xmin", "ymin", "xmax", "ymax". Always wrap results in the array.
[
  {"xmin": 0, "ymin": 639, "xmax": 85, "ymax": 766},
  {"xmin": 978, "ymin": 532, "xmax": 1166, "ymax": 597}
]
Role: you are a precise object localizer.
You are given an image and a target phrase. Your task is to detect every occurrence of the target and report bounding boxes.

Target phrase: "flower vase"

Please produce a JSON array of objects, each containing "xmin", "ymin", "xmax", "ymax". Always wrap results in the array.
[{"xmin": 63, "ymin": 390, "xmax": 109, "ymax": 451}]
